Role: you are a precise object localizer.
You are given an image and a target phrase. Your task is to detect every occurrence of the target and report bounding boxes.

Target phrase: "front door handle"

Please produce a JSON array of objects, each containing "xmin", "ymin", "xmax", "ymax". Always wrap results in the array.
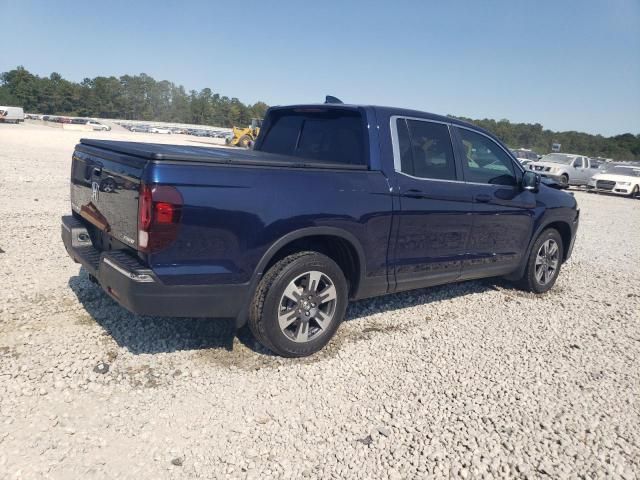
[
  {"xmin": 404, "ymin": 188, "xmax": 424, "ymax": 199},
  {"xmin": 475, "ymin": 194, "xmax": 492, "ymax": 203}
]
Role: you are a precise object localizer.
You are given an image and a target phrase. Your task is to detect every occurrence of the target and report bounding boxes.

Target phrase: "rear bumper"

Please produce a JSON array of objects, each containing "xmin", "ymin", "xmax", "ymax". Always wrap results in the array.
[{"xmin": 62, "ymin": 215, "xmax": 249, "ymax": 319}]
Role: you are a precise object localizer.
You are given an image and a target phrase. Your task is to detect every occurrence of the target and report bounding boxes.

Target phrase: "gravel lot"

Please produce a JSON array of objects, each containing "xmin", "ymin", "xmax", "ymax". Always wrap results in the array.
[{"xmin": 1, "ymin": 123, "xmax": 639, "ymax": 479}]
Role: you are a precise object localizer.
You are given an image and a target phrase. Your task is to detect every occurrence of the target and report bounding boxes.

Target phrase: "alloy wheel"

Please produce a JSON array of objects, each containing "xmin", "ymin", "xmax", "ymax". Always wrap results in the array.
[
  {"xmin": 278, "ymin": 270, "xmax": 337, "ymax": 343},
  {"xmin": 535, "ymin": 239, "xmax": 560, "ymax": 286}
]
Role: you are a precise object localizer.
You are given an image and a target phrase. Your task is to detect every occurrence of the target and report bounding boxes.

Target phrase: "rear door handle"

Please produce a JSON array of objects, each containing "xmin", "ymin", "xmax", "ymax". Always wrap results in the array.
[{"xmin": 475, "ymin": 194, "xmax": 492, "ymax": 203}]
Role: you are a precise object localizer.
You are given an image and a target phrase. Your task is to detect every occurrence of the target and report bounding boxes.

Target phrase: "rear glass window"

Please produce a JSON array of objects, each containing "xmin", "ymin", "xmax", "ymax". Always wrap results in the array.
[
  {"xmin": 257, "ymin": 109, "xmax": 366, "ymax": 165},
  {"xmin": 396, "ymin": 118, "xmax": 457, "ymax": 180}
]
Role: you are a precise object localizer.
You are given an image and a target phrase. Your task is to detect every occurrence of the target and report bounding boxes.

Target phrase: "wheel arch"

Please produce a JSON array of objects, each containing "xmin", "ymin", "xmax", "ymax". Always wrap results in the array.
[
  {"xmin": 236, "ymin": 227, "xmax": 366, "ymax": 327},
  {"xmin": 543, "ymin": 220, "xmax": 572, "ymax": 263},
  {"xmin": 504, "ymin": 218, "xmax": 574, "ymax": 282}
]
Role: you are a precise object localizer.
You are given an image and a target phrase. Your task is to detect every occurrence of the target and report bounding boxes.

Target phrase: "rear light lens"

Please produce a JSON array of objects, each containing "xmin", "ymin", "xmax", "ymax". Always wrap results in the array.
[
  {"xmin": 138, "ymin": 184, "xmax": 183, "ymax": 252},
  {"xmin": 154, "ymin": 202, "xmax": 178, "ymax": 224},
  {"xmin": 140, "ymin": 185, "xmax": 152, "ymax": 230}
]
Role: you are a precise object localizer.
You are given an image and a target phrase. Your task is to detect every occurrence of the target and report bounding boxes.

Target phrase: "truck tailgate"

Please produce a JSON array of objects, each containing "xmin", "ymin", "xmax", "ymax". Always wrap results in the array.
[{"xmin": 71, "ymin": 145, "xmax": 146, "ymax": 249}]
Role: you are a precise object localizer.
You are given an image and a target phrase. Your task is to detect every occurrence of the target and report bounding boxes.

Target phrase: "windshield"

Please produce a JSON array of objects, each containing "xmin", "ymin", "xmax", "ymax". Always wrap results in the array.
[{"xmin": 540, "ymin": 153, "xmax": 575, "ymax": 165}]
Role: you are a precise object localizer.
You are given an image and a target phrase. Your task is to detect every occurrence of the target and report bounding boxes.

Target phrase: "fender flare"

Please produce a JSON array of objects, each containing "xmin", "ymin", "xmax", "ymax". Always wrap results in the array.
[
  {"xmin": 235, "ymin": 226, "xmax": 367, "ymax": 327},
  {"xmin": 504, "ymin": 216, "xmax": 572, "ymax": 281}
]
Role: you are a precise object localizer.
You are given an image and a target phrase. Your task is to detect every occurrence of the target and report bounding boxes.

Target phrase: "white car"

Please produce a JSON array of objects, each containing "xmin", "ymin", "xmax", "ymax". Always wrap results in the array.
[
  {"xmin": 587, "ymin": 166, "xmax": 640, "ymax": 197},
  {"xmin": 149, "ymin": 126, "xmax": 172, "ymax": 134},
  {"xmin": 87, "ymin": 120, "xmax": 110, "ymax": 131}
]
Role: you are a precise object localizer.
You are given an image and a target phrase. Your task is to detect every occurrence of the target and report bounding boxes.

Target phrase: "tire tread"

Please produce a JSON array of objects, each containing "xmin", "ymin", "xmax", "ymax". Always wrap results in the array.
[{"xmin": 249, "ymin": 251, "xmax": 342, "ymax": 357}]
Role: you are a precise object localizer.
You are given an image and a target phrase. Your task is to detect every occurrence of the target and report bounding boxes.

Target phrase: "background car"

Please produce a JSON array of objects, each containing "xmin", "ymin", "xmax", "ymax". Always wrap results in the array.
[
  {"xmin": 129, "ymin": 125, "xmax": 150, "ymax": 133},
  {"xmin": 587, "ymin": 166, "xmax": 640, "ymax": 197},
  {"xmin": 511, "ymin": 148, "xmax": 540, "ymax": 166},
  {"xmin": 148, "ymin": 126, "xmax": 172, "ymax": 134},
  {"xmin": 527, "ymin": 153, "xmax": 598, "ymax": 186},
  {"xmin": 87, "ymin": 120, "xmax": 110, "ymax": 131}
]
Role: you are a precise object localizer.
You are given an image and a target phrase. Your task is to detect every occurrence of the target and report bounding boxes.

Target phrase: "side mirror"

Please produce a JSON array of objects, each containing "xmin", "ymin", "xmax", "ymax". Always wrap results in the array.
[{"xmin": 522, "ymin": 170, "xmax": 540, "ymax": 192}]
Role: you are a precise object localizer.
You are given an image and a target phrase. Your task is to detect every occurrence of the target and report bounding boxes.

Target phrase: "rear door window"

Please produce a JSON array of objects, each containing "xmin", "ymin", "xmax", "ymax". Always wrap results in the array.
[
  {"xmin": 257, "ymin": 109, "xmax": 366, "ymax": 165},
  {"xmin": 395, "ymin": 118, "xmax": 457, "ymax": 180}
]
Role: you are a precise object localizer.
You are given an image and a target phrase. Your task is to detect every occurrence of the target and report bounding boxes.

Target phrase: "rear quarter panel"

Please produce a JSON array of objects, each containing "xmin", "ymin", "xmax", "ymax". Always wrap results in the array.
[{"xmin": 145, "ymin": 163, "xmax": 393, "ymax": 292}]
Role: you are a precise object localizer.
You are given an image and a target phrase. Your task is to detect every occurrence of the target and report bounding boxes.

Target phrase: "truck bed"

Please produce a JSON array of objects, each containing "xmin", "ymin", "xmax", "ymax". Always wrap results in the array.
[{"xmin": 78, "ymin": 139, "xmax": 368, "ymax": 170}]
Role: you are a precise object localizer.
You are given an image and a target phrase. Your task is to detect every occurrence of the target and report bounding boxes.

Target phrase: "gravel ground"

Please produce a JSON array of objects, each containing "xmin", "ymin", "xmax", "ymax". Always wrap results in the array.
[{"xmin": 1, "ymin": 123, "xmax": 639, "ymax": 479}]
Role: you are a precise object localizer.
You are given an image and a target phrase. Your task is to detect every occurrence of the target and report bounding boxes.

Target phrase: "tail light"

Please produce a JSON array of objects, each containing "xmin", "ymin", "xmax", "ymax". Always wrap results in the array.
[{"xmin": 138, "ymin": 184, "xmax": 183, "ymax": 252}]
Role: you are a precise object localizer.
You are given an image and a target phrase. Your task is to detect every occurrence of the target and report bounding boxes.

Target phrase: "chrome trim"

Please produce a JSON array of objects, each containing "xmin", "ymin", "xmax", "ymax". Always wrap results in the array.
[
  {"xmin": 102, "ymin": 258, "xmax": 155, "ymax": 283},
  {"xmin": 389, "ymin": 115, "xmax": 457, "ymax": 179},
  {"xmin": 61, "ymin": 222, "xmax": 71, "ymax": 232},
  {"xmin": 389, "ymin": 114, "xmax": 524, "ymax": 185},
  {"xmin": 389, "ymin": 115, "xmax": 402, "ymax": 172},
  {"xmin": 395, "ymin": 171, "xmax": 466, "ymax": 184}
]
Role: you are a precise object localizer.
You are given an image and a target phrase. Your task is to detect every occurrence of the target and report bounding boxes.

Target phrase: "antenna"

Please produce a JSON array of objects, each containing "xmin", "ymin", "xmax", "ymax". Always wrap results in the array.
[{"xmin": 324, "ymin": 95, "xmax": 343, "ymax": 104}]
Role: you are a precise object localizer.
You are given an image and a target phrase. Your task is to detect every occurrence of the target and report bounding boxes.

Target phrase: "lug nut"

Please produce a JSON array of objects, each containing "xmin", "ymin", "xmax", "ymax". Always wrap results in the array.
[{"xmin": 305, "ymin": 311, "xmax": 310, "ymax": 316}]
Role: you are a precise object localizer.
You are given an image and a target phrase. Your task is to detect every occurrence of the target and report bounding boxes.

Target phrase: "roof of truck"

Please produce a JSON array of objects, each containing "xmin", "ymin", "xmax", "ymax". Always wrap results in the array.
[{"xmin": 268, "ymin": 103, "xmax": 493, "ymax": 138}]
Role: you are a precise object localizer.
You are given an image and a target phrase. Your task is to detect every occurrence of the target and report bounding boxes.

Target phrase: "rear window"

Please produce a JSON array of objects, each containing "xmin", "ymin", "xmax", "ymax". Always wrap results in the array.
[{"xmin": 257, "ymin": 109, "xmax": 366, "ymax": 166}]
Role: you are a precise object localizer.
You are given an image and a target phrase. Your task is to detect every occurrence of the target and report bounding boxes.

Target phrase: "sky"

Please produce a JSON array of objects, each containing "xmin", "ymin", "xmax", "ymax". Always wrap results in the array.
[{"xmin": 1, "ymin": 0, "xmax": 639, "ymax": 136}]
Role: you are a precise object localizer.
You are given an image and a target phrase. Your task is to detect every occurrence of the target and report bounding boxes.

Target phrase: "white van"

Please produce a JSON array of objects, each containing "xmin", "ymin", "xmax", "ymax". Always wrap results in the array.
[{"xmin": 0, "ymin": 106, "xmax": 25, "ymax": 124}]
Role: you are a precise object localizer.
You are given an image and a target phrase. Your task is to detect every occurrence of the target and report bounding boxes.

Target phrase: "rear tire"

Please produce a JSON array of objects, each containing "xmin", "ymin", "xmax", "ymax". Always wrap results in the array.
[
  {"xmin": 248, "ymin": 251, "xmax": 348, "ymax": 357},
  {"xmin": 515, "ymin": 228, "xmax": 563, "ymax": 294}
]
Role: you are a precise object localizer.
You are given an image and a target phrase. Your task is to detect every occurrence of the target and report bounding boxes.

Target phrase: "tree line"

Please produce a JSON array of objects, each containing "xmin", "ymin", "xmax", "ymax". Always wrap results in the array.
[
  {"xmin": 1, "ymin": 66, "xmax": 638, "ymax": 160},
  {"xmin": 0, "ymin": 66, "xmax": 268, "ymax": 128},
  {"xmin": 451, "ymin": 116, "xmax": 640, "ymax": 162}
]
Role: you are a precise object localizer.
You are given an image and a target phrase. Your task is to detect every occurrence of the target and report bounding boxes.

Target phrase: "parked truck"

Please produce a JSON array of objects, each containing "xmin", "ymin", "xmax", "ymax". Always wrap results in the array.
[
  {"xmin": 62, "ymin": 100, "xmax": 579, "ymax": 357},
  {"xmin": 527, "ymin": 153, "xmax": 599, "ymax": 186}
]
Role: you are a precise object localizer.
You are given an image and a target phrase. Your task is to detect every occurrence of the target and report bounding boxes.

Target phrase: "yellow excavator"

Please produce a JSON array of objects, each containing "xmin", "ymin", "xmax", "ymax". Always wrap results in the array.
[{"xmin": 226, "ymin": 118, "xmax": 262, "ymax": 148}]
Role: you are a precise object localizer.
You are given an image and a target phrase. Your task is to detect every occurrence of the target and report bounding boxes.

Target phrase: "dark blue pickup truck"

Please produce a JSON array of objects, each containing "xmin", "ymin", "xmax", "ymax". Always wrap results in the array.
[{"xmin": 62, "ymin": 100, "xmax": 579, "ymax": 356}]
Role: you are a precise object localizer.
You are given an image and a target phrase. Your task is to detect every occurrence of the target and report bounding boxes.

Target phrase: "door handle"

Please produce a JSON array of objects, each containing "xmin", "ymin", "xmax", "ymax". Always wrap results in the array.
[
  {"xmin": 404, "ymin": 188, "xmax": 424, "ymax": 198},
  {"xmin": 404, "ymin": 188, "xmax": 424, "ymax": 199},
  {"xmin": 475, "ymin": 194, "xmax": 492, "ymax": 203}
]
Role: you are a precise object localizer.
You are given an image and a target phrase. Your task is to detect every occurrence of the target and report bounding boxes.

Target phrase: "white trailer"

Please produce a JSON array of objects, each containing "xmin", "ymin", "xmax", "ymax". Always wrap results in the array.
[{"xmin": 0, "ymin": 106, "xmax": 25, "ymax": 124}]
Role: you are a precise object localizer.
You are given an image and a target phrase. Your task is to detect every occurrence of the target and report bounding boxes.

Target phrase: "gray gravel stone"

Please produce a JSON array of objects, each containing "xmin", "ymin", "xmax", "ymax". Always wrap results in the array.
[{"xmin": 0, "ymin": 126, "xmax": 639, "ymax": 479}]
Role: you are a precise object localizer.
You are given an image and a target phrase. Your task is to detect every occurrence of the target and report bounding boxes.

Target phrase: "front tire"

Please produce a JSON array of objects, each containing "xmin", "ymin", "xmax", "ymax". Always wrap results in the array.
[
  {"xmin": 248, "ymin": 251, "xmax": 348, "ymax": 357},
  {"xmin": 629, "ymin": 185, "xmax": 639, "ymax": 198},
  {"xmin": 560, "ymin": 174, "xmax": 569, "ymax": 186},
  {"xmin": 516, "ymin": 228, "xmax": 563, "ymax": 294},
  {"xmin": 238, "ymin": 135, "xmax": 252, "ymax": 148}
]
